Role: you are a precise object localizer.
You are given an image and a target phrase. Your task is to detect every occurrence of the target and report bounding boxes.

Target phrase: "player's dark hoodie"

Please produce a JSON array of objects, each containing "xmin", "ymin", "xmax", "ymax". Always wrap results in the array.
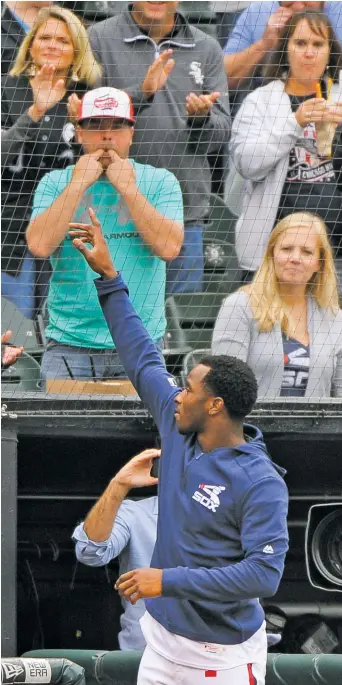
[{"xmin": 95, "ymin": 274, "xmax": 289, "ymax": 646}]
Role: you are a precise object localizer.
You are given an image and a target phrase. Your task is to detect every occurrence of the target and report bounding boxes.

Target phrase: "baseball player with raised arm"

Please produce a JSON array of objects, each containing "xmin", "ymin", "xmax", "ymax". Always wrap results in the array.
[{"xmin": 69, "ymin": 208, "xmax": 289, "ymax": 685}]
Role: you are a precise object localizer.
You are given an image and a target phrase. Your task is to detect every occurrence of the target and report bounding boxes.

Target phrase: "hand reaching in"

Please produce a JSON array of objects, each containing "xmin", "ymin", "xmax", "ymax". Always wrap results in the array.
[
  {"xmin": 69, "ymin": 207, "xmax": 117, "ymax": 278},
  {"xmin": 114, "ymin": 448, "xmax": 161, "ymax": 489}
]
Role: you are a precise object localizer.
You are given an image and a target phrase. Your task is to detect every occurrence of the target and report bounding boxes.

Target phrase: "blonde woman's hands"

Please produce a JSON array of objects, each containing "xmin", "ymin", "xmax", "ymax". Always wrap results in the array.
[{"xmin": 28, "ymin": 64, "xmax": 66, "ymax": 122}]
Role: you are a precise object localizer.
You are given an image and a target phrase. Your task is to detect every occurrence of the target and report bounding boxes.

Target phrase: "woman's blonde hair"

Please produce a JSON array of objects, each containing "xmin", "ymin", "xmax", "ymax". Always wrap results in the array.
[
  {"xmin": 10, "ymin": 6, "xmax": 102, "ymax": 86},
  {"xmin": 245, "ymin": 212, "xmax": 339, "ymax": 335}
]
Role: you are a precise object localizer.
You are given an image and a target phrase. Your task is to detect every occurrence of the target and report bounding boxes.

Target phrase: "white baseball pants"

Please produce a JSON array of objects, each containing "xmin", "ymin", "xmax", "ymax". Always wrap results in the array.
[{"xmin": 137, "ymin": 645, "xmax": 265, "ymax": 685}]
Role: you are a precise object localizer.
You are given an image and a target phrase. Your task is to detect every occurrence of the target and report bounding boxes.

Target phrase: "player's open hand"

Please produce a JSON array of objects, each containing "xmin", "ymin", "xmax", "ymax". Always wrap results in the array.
[
  {"xmin": 69, "ymin": 207, "xmax": 117, "ymax": 279},
  {"xmin": 115, "ymin": 568, "xmax": 163, "ymax": 605}
]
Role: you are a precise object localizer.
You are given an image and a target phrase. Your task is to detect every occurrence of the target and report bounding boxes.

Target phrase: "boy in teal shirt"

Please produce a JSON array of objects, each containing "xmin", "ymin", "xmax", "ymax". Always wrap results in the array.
[{"xmin": 27, "ymin": 87, "xmax": 184, "ymax": 381}]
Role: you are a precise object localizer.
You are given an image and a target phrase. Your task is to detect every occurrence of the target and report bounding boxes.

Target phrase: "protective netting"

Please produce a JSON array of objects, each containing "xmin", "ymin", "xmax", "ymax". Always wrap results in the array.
[{"xmin": 2, "ymin": 1, "xmax": 342, "ymax": 407}]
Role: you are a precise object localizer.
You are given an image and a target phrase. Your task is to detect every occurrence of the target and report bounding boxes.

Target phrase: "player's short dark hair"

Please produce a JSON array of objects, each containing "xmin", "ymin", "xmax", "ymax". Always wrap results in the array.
[{"xmin": 199, "ymin": 355, "xmax": 258, "ymax": 421}]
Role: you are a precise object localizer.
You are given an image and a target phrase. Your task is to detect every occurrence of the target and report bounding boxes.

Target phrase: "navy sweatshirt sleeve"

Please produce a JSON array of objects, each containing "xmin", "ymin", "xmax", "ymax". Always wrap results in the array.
[
  {"xmin": 162, "ymin": 476, "xmax": 289, "ymax": 602},
  {"xmin": 95, "ymin": 274, "xmax": 180, "ymax": 434}
]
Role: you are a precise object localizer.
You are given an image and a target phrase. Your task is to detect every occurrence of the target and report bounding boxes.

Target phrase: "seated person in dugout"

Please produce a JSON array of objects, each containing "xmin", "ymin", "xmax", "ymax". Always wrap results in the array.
[
  {"xmin": 229, "ymin": 11, "xmax": 342, "ymax": 283},
  {"xmin": 26, "ymin": 87, "xmax": 184, "ymax": 384},
  {"xmin": 212, "ymin": 212, "xmax": 342, "ymax": 399}
]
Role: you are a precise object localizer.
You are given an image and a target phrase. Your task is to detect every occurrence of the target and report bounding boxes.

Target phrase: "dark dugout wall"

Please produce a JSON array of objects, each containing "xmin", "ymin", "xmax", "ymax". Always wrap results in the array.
[{"xmin": 1, "ymin": 396, "xmax": 341, "ymax": 656}]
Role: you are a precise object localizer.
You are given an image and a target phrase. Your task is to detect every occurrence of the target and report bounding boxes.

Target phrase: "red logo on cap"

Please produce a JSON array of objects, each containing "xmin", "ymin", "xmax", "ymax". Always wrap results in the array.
[{"xmin": 94, "ymin": 96, "xmax": 119, "ymax": 110}]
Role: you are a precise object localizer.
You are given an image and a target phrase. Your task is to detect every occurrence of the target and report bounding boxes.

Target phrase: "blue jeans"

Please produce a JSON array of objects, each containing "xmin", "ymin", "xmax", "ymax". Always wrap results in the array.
[
  {"xmin": 166, "ymin": 224, "xmax": 204, "ymax": 294},
  {"xmin": 40, "ymin": 338, "xmax": 165, "ymax": 384}
]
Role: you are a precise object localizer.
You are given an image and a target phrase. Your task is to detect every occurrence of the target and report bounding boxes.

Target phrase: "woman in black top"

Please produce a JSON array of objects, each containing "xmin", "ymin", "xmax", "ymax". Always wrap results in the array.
[{"xmin": 1, "ymin": 5, "xmax": 101, "ymax": 317}]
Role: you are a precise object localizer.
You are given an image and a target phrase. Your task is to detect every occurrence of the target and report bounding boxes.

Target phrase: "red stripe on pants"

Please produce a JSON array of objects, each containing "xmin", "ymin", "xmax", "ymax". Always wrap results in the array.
[
  {"xmin": 205, "ymin": 671, "xmax": 217, "ymax": 678},
  {"xmin": 247, "ymin": 663, "xmax": 256, "ymax": 685}
]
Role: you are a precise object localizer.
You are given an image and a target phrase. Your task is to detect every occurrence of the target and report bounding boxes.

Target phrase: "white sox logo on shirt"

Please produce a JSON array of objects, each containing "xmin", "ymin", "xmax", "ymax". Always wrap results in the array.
[
  {"xmin": 192, "ymin": 484, "xmax": 226, "ymax": 512},
  {"xmin": 189, "ymin": 61, "xmax": 204, "ymax": 86}
]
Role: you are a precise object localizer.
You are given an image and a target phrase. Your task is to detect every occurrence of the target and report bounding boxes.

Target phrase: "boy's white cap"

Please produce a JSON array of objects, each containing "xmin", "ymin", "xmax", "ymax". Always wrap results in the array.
[{"xmin": 78, "ymin": 87, "xmax": 135, "ymax": 124}]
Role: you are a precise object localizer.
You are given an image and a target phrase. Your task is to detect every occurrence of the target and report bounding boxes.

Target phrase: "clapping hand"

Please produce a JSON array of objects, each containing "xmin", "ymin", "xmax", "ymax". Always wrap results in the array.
[
  {"xmin": 186, "ymin": 91, "xmax": 220, "ymax": 118},
  {"xmin": 68, "ymin": 92, "xmax": 81, "ymax": 125},
  {"xmin": 29, "ymin": 64, "xmax": 66, "ymax": 122},
  {"xmin": 142, "ymin": 49, "xmax": 175, "ymax": 98}
]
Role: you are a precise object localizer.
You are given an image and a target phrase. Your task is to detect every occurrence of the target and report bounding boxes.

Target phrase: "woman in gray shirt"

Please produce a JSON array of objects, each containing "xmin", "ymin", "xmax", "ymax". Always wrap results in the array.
[{"xmin": 212, "ymin": 212, "xmax": 342, "ymax": 399}]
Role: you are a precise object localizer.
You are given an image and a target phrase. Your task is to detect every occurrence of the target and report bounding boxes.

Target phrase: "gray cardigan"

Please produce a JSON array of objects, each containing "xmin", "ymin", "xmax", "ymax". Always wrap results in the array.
[
  {"xmin": 212, "ymin": 291, "xmax": 342, "ymax": 398},
  {"xmin": 230, "ymin": 80, "xmax": 304, "ymax": 271}
]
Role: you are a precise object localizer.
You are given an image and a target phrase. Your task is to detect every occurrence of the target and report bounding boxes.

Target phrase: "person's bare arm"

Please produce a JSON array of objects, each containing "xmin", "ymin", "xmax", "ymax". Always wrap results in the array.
[
  {"xmin": 224, "ymin": 7, "xmax": 293, "ymax": 89},
  {"xmin": 83, "ymin": 449, "xmax": 160, "ymax": 542},
  {"xmin": 105, "ymin": 151, "xmax": 183, "ymax": 261},
  {"xmin": 84, "ymin": 480, "xmax": 130, "ymax": 542},
  {"xmin": 26, "ymin": 151, "xmax": 104, "ymax": 258},
  {"xmin": 224, "ymin": 40, "xmax": 270, "ymax": 89}
]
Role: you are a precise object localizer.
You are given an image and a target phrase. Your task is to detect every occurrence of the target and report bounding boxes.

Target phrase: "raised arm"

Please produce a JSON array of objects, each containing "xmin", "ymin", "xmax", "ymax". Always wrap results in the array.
[
  {"xmin": 223, "ymin": 6, "xmax": 293, "ymax": 89},
  {"xmin": 69, "ymin": 209, "xmax": 180, "ymax": 432},
  {"xmin": 73, "ymin": 449, "xmax": 159, "ymax": 566}
]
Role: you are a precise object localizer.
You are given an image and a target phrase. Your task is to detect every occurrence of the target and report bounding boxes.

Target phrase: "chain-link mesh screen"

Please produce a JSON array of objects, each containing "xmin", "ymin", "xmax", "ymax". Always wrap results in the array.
[{"xmin": 2, "ymin": 1, "xmax": 342, "ymax": 407}]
